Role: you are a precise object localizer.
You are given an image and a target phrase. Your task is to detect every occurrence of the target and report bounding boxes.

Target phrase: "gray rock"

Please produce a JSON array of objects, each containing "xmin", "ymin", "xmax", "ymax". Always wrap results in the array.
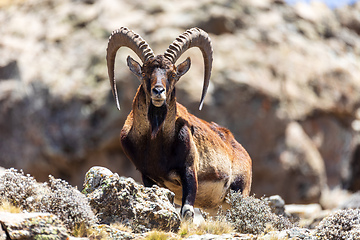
[
  {"xmin": 344, "ymin": 144, "xmax": 360, "ymax": 192},
  {"xmin": 338, "ymin": 191, "xmax": 360, "ymax": 209},
  {"xmin": 83, "ymin": 166, "xmax": 181, "ymax": 233},
  {"xmin": 0, "ymin": 212, "xmax": 70, "ymax": 240},
  {"xmin": 260, "ymin": 227, "xmax": 316, "ymax": 240},
  {"xmin": 284, "ymin": 227, "xmax": 316, "ymax": 240},
  {"xmin": 276, "ymin": 122, "xmax": 326, "ymax": 203},
  {"xmin": 185, "ymin": 233, "xmax": 254, "ymax": 240},
  {"xmin": 82, "ymin": 166, "xmax": 117, "ymax": 195},
  {"xmin": 336, "ymin": 2, "xmax": 360, "ymax": 35},
  {"xmin": 266, "ymin": 195, "xmax": 286, "ymax": 216}
]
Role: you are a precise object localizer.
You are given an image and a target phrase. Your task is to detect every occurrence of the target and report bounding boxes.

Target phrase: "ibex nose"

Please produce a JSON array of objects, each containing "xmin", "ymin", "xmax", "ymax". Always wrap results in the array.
[{"xmin": 152, "ymin": 86, "xmax": 165, "ymax": 95}]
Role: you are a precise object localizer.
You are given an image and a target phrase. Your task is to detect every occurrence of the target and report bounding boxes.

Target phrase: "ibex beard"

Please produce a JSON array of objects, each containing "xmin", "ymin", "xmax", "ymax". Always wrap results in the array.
[{"xmin": 106, "ymin": 27, "xmax": 252, "ymax": 221}]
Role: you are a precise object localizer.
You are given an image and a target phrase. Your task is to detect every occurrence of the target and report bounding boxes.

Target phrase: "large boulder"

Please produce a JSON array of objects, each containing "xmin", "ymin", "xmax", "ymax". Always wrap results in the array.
[{"xmin": 83, "ymin": 166, "xmax": 181, "ymax": 233}]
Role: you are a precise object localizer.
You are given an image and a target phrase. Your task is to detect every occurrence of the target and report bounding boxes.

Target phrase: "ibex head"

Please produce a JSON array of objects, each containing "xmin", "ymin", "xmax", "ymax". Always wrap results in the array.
[
  {"xmin": 106, "ymin": 27, "xmax": 213, "ymax": 111},
  {"xmin": 127, "ymin": 55, "xmax": 190, "ymax": 108}
]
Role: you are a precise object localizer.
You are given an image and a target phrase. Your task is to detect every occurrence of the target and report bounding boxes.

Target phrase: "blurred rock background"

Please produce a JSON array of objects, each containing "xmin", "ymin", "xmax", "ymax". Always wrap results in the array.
[{"xmin": 0, "ymin": 0, "xmax": 359, "ymax": 207}]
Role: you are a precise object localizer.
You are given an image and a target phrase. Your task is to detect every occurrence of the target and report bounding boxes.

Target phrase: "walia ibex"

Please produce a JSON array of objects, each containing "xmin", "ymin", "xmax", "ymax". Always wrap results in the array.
[{"xmin": 106, "ymin": 27, "xmax": 252, "ymax": 220}]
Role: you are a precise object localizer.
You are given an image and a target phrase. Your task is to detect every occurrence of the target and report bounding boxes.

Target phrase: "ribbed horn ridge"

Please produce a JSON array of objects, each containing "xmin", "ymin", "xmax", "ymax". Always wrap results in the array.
[
  {"xmin": 106, "ymin": 27, "xmax": 154, "ymax": 110},
  {"xmin": 164, "ymin": 28, "xmax": 213, "ymax": 110}
]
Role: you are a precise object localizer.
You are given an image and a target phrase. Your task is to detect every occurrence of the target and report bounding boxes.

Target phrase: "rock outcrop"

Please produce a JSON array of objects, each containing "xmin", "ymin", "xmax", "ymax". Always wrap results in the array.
[{"xmin": 83, "ymin": 166, "xmax": 181, "ymax": 233}]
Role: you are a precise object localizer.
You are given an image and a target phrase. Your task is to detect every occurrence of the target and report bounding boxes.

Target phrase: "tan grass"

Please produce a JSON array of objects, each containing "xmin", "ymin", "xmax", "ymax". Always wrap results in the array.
[
  {"xmin": 178, "ymin": 219, "xmax": 234, "ymax": 238},
  {"xmin": 110, "ymin": 222, "xmax": 133, "ymax": 233},
  {"xmin": 0, "ymin": 0, "xmax": 27, "ymax": 8},
  {"xmin": 72, "ymin": 222, "xmax": 109, "ymax": 239},
  {"xmin": 144, "ymin": 230, "xmax": 180, "ymax": 240},
  {"xmin": 0, "ymin": 200, "xmax": 21, "ymax": 213}
]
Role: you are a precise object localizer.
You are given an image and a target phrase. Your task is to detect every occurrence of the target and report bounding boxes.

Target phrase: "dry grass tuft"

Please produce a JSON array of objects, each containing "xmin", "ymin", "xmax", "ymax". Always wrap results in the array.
[
  {"xmin": 144, "ymin": 230, "xmax": 180, "ymax": 240},
  {"xmin": 110, "ymin": 222, "xmax": 133, "ymax": 233},
  {"xmin": 72, "ymin": 222, "xmax": 109, "ymax": 239},
  {"xmin": 0, "ymin": 200, "xmax": 22, "ymax": 213},
  {"xmin": 178, "ymin": 219, "xmax": 233, "ymax": 238}
]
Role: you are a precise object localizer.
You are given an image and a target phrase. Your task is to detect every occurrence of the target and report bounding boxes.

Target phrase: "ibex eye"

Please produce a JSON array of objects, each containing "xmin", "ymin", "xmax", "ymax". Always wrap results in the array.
[
  {"xmin": 142, "ymin": 73, "xmax": 146, "ymax": 77},
  {"xmin": 171, "ymin": 73, "xmax": 176, "ymax": 78}
]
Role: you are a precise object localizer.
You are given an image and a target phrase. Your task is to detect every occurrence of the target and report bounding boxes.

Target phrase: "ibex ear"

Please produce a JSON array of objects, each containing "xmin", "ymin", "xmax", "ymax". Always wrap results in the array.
[
  {"xmin": 127, "ymin": 56, "xmax": 142, "ymax": 80},
  {"xmin": 176, "ymin": 57, "xmax": 191, "ymax": 79}
]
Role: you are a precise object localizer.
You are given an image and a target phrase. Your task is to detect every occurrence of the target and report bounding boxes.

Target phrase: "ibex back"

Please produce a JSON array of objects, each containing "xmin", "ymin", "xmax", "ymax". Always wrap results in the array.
[{"xmin": 106, "ymin": 27, "xmax": 252, "ymax": 221}]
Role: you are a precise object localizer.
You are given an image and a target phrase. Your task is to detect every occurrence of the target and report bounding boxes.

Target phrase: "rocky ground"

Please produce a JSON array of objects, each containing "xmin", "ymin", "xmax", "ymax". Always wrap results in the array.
[
  {"xmin": 1, "ymin": 0, "xmax": 360, "ymax": 238},
  {"xmin": 1, "ymin": 166, "xmax": 360, "ymax": 239}
]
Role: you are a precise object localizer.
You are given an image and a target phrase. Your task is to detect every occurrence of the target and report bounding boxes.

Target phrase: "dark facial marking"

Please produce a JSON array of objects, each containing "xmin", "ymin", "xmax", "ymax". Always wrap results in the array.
[
  {"xmin": 148, "ymin": 102, "xmax": 167, "ymax": 138},
  {"xmin": 230, "ymin": 176, "xmax": 245, "ymax": 193}
]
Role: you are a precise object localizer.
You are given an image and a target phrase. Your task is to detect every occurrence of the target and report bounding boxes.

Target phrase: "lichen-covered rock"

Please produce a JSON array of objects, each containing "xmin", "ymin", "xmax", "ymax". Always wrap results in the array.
[
  {"xmin": 82, "ymin": 166, "xmax": 116, "ymax": 195},
  {"xmin": 259, "ymin": 227, "xmax": 316, "ymax": 240},
  {"xmin": 83, "ymin": 166, "xmax": 181, "ymax": 233},
  {"xmin": 0, "ymin": 212, "xmax": 70, "ymax": 240}
]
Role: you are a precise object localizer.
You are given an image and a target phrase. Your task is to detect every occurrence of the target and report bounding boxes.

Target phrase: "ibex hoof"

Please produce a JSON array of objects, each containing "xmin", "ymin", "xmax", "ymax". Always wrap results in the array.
[{"xmin": 181, "ymin": 204, "xmax": 195, "ymax": 222}]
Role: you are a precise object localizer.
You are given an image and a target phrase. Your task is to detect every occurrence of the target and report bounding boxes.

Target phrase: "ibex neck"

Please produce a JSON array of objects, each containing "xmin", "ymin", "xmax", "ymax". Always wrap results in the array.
[{"xmin": 132, "ymin": 86, "xmax": 177, "ymax": 139}]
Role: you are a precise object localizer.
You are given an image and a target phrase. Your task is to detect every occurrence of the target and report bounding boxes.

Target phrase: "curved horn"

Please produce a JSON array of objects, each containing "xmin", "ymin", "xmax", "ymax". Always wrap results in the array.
[
  {"xmin": 164, "ymin": 28, "xmax": 213, "ymax": 110},
  {"xmin": 106, "ymin": 27, "xmax": 154, "ymax": 110}
]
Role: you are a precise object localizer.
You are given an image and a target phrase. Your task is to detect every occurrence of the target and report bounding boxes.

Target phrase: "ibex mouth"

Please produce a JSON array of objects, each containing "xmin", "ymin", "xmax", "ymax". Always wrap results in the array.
[{"xmin": 151, "ymin": 98, "xmax": 165, "ymax": 107}]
